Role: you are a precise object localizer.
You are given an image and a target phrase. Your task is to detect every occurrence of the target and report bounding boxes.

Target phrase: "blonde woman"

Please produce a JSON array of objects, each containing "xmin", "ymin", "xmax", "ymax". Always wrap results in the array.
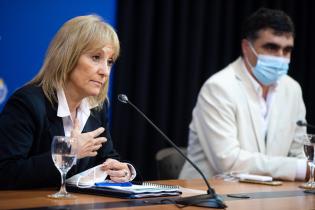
[{"xmin": 0, "ymin": 15, "xmax": 135, "ymax": 189}]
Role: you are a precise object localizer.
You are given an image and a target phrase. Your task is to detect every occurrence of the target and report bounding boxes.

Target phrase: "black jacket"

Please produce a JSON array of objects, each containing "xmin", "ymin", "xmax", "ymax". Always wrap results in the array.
[{"xmin": 0, "ymin": 84, "xmax": 119, "ymax": 189}]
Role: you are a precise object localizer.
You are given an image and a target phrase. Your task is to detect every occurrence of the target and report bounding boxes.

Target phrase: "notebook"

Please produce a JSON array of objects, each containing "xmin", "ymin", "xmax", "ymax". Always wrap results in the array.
[{"xmin": 67, "ymin": 182, "xmax": 182, "ymax": 198}]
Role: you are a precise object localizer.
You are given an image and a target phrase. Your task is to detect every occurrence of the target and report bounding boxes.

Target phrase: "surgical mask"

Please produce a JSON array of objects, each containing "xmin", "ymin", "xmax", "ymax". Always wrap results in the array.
[{"xmin": 246, "ymin": 43, "xmax": 290, "ymax": 85}]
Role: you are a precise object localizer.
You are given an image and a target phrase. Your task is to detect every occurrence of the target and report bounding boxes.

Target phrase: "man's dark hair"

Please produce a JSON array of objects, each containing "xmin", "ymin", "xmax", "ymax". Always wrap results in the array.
[{"xmin": 241, "ymin": 8, "xmax": 295, "ymax": 41}]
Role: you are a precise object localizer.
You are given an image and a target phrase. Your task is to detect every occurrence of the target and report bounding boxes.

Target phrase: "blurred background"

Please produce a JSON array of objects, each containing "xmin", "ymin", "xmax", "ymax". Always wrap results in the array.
[{"xmin": 1, "ymin": 0, "xmax": 314, "ymax": 180}]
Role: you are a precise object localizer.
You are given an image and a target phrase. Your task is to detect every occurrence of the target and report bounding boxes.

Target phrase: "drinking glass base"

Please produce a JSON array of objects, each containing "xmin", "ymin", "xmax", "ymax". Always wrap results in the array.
[
  {"xmin": 299, "ymin": 182, "xmax": 315, "ymax": 190},
  {"xmin": 48, "ymin": 192, "xmax": 76, "ymax": 199}
]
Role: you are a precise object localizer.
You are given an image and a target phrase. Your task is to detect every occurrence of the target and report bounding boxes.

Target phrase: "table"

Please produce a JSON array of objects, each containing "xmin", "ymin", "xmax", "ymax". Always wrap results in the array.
[{"xmin": 0, "ymin": 179, "xmax": 313, "ymax": 209}]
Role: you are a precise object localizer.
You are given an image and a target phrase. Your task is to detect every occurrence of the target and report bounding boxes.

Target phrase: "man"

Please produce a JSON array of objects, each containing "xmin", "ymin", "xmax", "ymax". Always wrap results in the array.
[{"xmin": 180, "ymin": 8, "xmax": 308, "ymax": 181}]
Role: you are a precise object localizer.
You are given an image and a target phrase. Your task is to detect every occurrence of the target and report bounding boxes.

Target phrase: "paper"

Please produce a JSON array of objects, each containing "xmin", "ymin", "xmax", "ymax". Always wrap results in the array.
[
  {"xmin": 132, "ymin": 192, "xmax": 180, "ymax": 198},
  {"xmin": 66, "ymin": 164, "xmax": 107, "ymax": 187}
]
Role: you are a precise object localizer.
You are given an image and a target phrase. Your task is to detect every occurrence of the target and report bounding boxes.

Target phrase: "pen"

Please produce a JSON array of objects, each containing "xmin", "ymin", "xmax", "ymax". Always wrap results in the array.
[{"xmin": 95, "ymin": 181, "xmax": 132, "ymax": 187}]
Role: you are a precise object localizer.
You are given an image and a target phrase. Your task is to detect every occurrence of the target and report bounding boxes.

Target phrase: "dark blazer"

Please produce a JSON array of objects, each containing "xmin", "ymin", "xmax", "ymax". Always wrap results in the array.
[{"xmin": 0, "ymin": 84, "xmax": 120, "ymax": 189}]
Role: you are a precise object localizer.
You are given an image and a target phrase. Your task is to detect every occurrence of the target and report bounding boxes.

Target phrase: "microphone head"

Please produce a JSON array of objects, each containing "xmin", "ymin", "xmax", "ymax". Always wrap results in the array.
[
  {"xmin": 118, "ymin": 94, "xmax": 128, "ymax": 103},
  {"xmin": 297, "ymin": 120, "xmax": 306, "ymax": 126}
]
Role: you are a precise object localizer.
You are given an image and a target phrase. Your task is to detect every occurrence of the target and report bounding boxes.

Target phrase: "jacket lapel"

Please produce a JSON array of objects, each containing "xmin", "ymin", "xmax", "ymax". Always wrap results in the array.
[
  {"xmin": 234, "ymin": 58, "xmax": 266, "ymax": 153},
  {"xmin": 82, "ymin": 111, "xmax": 102, "ymax": 133},
  {"xmin": 45, "ymin": 98, "xmax": 65, "ymax": 137},
  {"xmin": 75, "ymin": 110, "xmax": 103, "ymax": 173}
]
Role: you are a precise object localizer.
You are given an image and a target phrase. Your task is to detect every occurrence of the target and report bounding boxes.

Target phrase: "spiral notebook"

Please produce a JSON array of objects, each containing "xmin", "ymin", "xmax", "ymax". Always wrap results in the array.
[{"xmin": 67, "ymin": 182, "xmax": 182, "ymax": 198}]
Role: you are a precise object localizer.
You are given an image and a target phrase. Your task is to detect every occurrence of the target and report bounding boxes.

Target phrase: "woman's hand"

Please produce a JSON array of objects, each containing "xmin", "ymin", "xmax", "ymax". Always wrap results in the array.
[
  {"xmin": 71, "ymin": 119, "xmax": 107, "ymax": 159},
  {"xmin": 101, "ymin": 159, "xmax": 131, "ymax": 182}
]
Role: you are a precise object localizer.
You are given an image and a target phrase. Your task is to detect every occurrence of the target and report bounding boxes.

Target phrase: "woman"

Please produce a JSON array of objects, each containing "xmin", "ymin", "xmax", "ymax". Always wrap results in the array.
[{"xmin": 0, "ymin": 15, "xmax": 135, "ymax": 189}]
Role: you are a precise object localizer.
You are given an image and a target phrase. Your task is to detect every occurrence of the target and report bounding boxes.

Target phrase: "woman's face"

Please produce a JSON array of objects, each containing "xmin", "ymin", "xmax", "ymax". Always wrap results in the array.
[{"xmin": 66, "ymin": 45, "xmax": 114, "ymax": 100}]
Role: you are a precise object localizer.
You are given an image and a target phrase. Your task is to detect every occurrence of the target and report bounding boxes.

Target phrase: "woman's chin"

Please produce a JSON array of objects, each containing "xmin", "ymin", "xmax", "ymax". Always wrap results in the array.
[{"xmin": 87, "ymin": 89, "xmax": 101, "ymax": 97}]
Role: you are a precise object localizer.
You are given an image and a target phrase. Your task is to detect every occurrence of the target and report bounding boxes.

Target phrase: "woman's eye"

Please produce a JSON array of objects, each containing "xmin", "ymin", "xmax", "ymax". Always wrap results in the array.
[
  {"xmin": 91, "ymin": 55, "xmax": 101, "ymax": 62},
  {"xmin": 107, "ymin": 59, "xmax": 114, "ymax": 66}
]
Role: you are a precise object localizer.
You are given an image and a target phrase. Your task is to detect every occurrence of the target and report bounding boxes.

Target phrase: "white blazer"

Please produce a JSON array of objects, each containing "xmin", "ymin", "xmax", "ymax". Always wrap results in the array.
[{"xmin": 180, "ymin": 57, "xmax": 306, "ymax": 181}]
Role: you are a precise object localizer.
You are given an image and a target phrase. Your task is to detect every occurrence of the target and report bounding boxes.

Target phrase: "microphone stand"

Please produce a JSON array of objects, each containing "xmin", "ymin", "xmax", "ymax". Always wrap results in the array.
[{"xmin": 118, "ymin": 94, "xmax": 227, "ymax": 208}]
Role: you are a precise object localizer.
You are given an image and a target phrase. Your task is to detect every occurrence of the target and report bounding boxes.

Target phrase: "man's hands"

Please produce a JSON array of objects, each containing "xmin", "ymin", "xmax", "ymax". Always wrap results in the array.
[
  {"xmin": 71, "ymin": 119, "xmax": 107, "ymax": 159},
  {"xmin": 101, "ymin": 159, "xmax": 131, "ymax": 182}
]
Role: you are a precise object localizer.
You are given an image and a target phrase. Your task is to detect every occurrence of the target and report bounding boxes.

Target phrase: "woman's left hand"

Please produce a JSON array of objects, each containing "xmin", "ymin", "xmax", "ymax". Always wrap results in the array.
[{"xmin": 101, "ymin": 159, "xmax": 131, "ymax": 182}]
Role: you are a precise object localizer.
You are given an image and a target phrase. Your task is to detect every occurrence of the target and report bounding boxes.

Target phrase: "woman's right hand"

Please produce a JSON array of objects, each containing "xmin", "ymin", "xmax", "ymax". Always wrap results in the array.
[{"xmin": 71, "ymin": 119, "xmax": 107, "ymax": 159}]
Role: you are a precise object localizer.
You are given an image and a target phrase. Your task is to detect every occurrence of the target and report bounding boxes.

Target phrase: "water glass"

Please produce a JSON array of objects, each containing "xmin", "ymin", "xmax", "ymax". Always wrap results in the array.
[
  {"xmin": 295, "ymin": 134, "xmax": 315, "ymax": 193},
  {"xmin": 48, "ymin": 136, "xmax": 77, "ymax": 199}
]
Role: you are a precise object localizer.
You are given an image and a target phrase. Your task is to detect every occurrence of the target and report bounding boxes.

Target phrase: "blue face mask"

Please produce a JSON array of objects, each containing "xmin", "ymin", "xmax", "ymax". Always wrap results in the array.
[{"xmin": 247, "ymin": 43, "xmax": 290, "ymax": 86}]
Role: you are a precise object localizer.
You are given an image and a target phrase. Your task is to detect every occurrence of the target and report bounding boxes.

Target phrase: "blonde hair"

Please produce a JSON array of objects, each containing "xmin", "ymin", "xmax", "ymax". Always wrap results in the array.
[{"xmin": 30, "ymin": 14, "xmax": 120, "ymax": 108}]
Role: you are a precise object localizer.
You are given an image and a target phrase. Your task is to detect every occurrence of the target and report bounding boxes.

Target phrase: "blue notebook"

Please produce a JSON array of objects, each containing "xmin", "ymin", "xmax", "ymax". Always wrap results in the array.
[{"xmin": 67, "ymin": 182, "xmax": 181, "ymax": 198}]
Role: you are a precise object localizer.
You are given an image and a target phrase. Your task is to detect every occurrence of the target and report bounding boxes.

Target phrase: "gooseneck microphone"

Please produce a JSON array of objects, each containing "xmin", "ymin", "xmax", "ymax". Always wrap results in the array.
[
  {"xmin": 117, "ymin": 94, "xmax": 227, "ymax": 209},
  {"xmin": 297, "ymin": 120, "xmax": 315, "ymax": 129}
]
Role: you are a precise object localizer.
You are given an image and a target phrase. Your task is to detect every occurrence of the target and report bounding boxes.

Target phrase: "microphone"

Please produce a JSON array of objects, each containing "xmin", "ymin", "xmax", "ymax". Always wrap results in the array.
[
  {"xmin": 117, "ymin": 94, "xmax": 227, "ymax": 209},
  {"xmin": 297, "ymin": 120, "xmax": 315, "ymax": 129}
]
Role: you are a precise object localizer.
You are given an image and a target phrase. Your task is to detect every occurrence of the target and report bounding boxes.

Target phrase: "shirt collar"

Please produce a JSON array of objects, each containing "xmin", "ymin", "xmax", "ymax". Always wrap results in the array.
[{"xmin": 57, "ymin": 89, "xmax": 71, "ymax": 118}]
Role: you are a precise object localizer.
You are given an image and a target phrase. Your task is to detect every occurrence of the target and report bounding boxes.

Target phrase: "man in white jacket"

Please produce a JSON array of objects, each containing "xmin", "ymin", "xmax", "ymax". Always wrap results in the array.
[{"xmin": 180, "ymin": 8, "xmax": 308, "ymax": 181}]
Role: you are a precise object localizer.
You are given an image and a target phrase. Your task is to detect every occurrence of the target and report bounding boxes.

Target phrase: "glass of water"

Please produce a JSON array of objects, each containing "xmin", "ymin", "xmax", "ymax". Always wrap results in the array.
[
  {"xmin": 48, "ymin": 136, "xmax": 77, "ymax": 199},
  {"xmin": 295, "ymin": 134, "xmax": 315, "ymax": 193}
]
